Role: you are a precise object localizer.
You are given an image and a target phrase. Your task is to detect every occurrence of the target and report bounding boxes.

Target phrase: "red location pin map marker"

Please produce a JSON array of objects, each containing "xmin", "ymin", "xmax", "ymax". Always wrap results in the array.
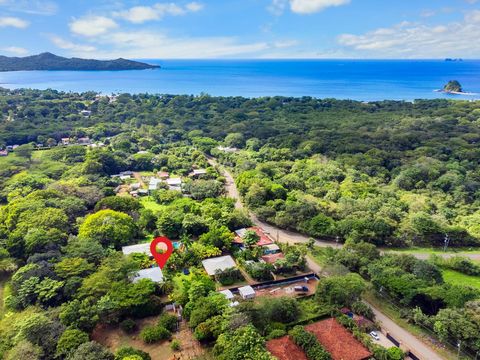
[{"xmin": 150, "ymin": 236, "xmax": 174, "ymax": 269}]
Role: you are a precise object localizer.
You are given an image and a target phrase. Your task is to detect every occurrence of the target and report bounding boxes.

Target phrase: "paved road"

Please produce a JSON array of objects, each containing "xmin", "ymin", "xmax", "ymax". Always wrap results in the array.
[
  {"xmin": 369, "ymin": 306, "xmax": 444, "ymax": 360},
  {"xmin": 209, "ymin": 158, "xmax": 446, "ymax": 360}
]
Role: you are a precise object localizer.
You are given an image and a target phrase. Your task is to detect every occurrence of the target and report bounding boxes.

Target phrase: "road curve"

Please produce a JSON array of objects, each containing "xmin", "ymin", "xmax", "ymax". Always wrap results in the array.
[{"xmin": 209, "ymin": 157, "xmax": 446, "ymax": 360}]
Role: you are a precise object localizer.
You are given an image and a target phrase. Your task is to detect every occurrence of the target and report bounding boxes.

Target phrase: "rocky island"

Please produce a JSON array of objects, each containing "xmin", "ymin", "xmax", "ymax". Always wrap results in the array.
[
  {"xmin": 0, "ymin": 52, "xmax": 159, "ymax": 71},
  {"xmin": 443, "ymin": 80, "xmax": 463, "ymax": 93}
]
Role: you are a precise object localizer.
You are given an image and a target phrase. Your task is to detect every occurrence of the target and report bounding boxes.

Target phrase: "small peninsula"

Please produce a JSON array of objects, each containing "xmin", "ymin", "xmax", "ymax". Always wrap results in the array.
[{"xmin": 0, "ymin": 52, "xmax": 159, "ymax": 71}]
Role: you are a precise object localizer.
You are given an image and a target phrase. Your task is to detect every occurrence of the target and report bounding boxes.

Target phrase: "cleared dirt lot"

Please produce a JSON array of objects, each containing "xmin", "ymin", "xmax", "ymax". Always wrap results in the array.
[{"xmin": 255, "ymin": 278, "xmax": 318, "ymax": 298}]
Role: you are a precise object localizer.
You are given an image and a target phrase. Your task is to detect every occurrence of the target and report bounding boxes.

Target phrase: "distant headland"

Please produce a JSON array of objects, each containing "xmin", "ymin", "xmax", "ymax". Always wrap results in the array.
[{"xmin": 0, "ymin": 52, "xmax": 159, "ymax": 71}]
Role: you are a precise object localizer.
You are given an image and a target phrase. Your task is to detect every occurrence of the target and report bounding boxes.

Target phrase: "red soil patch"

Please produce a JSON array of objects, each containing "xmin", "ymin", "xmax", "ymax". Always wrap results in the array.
[
  {"xmin": 305, "ymin": 318, "xmax": 372, "ymax": 360},
  {"xmin": 266, "ymin": 336, "xmax": 308, "ymax": 360}
]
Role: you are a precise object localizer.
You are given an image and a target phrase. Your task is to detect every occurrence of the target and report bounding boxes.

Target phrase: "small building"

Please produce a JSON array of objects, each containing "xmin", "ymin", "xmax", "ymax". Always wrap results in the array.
[
  {"xmin": 157, "ymin": 171, "xmax": 169, "ymax": 179},
  {"xmin": 263, "ymin": 244, "xmax": 281, "ymax": 255},
  {"xmin": 166, "ymin": 177, "xmax": 182, "ymax": 191},
  {"xmin": 122, "ymin": 243, "xmax": 151, "ymax": 256},
  {"xmin": 80, "ymin": 110, "xmax": 92, "ymax": 117},
  {"xmin": 120, "ymin": 171, "xmax": 134, "ymax": 176},
  {"xmin": 190, "ymin": 169, "xmax": 207, "ymax": 178},
  {"xmin": 130, "ymin": 182, "xmax": 141, "ymax": 190},
  {"xmin": 217, "ymin": 146, "xmax": 238, "ymax": 153},
  {"xmin": 261, "ymin": 253, "xmax": 285, "ymax": 264},
  {"xmin": 202, "ymin": 255, "xmax": 237, "ymax": 276},
  {"xmin": 61, "ymin": 138, "xmax": 70, "ymax": 145},
  {"xmin": 238, "ymin": 285, "xmax": 256, "ymax": 300},
  {"xmin": 138, "ymin": 189, "xmax": 149, "ymax": 196},
  {"xmin": 132, "ymin": 267, "xmax": 164, "ymax": 283},
  {"xmin": 149, "ymin": 178, "xmax": 162, "ymax": 192},
  {"xmin": 233, "ymin": 227, "xmax": 274, "ymax": 247},
  {"xmin": 77, "ymin": 137, "xmax": 91, "ymax": 145},
  {"xmin": 219, "ymin": 289, "xmax": 234, "ymax": 300},
  {"xmin": 0, "ymin": 150, "xmax": 8, "ymax": 156}
]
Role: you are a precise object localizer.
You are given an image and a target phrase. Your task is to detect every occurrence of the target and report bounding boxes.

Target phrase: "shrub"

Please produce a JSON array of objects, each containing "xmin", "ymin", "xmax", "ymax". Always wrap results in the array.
[
  {"xmin": 56, "ymin": 329, "xmax": 89, "ymax": 358},
  {"xmin": 139, "ymin": 326, "xmax": 171, "ymax": 344},
  {"xmin": 351, "ymin": 301, "xmax": 375, "ymax": 320},
  {"xmin": 157, "ymin": 313, "xmax": 178, "ymax": 332},
  {"xmin": 170, "ymin": 339, "xmax": 181, "ymax": 351},
  {"xmin": 289, "ymin": 326, "xmax": 331, "ymax": 360},
  {"xmin": 214, "ymin": 267, "xmax": 243, "ymax": 285},
  {"xmin": 246, "ymin": 262, "xmax": 274, "ymax": 281},
  {"xmin": 120, "ymin": 319, "xmax": 137, "ymax": 334},
  {"xmin": 266, "ymin": 329, "xmax": 286, "ymax": 340},
  {"xmin": 115, "ymin": 346, "xmax": 151, "ymax": 360}
]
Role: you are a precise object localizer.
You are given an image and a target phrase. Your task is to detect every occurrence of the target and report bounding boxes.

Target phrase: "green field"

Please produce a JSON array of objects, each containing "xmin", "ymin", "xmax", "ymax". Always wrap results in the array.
[
  {"xmin": 139, "ymin": 197, "xmax": 166, "ymax": 213},
  {"xmin": 442, "ymin": 269, "xmax": 480, "ymax": 290},
  {"xmin": 0, "ymin": 275, "xmax": 9, "ymax": 318},
  {"xmin": 387, "ymin": 247, "xmax": 480, "ymax": 255}
]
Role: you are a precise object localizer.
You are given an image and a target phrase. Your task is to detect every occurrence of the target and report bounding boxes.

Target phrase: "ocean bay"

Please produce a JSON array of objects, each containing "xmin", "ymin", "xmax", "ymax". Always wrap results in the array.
[{"xmin": 0, "ymin": 59, "xmax": 479, "ymax": 101}]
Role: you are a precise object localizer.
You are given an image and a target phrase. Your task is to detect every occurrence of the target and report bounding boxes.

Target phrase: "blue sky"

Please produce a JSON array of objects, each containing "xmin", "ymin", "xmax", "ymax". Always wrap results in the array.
[{"xmin": 0, "ymin": 0, "xmax": 479, "ymax": 59}]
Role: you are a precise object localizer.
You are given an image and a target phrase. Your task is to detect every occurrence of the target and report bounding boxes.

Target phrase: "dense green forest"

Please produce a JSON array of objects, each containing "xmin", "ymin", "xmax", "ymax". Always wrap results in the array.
[
  {"xmin": 1, "ymin": 88, "xmax": 480, "ymax": 359},
  {"xmin": 2, "ymin": 88, "xmax": 479, "ymax": 247}
]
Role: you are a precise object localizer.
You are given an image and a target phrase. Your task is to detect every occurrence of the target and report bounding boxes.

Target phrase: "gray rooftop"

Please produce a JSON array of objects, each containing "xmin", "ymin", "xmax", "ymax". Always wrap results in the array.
[
  {"xmin": 122, "ymin": 243, "xmax": 151, "ymax": 256},
  {"xmin": 202, "ymin": 255, "xmax": 237, "ymax": 276},
  {"xmin": 132, "ymin": 267, "xmax": 164, "ymax": 283}
]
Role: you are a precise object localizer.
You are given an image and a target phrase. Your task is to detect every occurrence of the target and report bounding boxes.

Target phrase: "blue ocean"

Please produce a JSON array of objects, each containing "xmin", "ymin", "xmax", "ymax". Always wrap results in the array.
[{"xmin": 1, "ymin": 59, "xmax": 480, "ymax": 101}]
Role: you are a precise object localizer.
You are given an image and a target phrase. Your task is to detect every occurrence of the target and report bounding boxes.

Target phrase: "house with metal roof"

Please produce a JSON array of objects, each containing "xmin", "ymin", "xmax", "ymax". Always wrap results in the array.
[
  {"xmin": 202, "ymin": 255, "xmax": 237, "ymax": 276},
  {"xmin": 132, "ymin": 267, "xmax": 164, "ymax": 283}
]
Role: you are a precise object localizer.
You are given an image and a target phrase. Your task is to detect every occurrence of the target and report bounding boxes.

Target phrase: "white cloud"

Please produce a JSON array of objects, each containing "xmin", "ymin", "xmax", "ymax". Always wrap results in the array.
[
  {"xmin": 0, "ymin": 16, "xmax": 29, "ymax": 28},
  {"xmin": 55, "ymin": 29, "xmax": 273, "ymax": 59},
  {"xmin": 1, "ymin": 46, "xmax": 28, "ymax": 55},
  {"xmin": 269, "ymin": 0, "xmax": 350, "ymax": 15},
  {"xmin": 338, "ymin": 10, "xmax": 480, "ymax": 58},
  {"xmin": 69, "ymin": 16, "xmax": 118, "ymax": 37},
  {"xmin": 290, "ymin": 0, "xmax": 350, "ymax": 14},
  {"xmin": 268, "ymin": 0, "xmax": 287, "ymax": 15},
  {"xmin": 113, "ymin": 2, "xmax": 203, "ymax": 24},
  {"xmin": 49, "ymin": 35, "xmax": 97, "ymax": 53},
  {"xmin": 185, "ymin": 2, "xmax": 203, "ymax": 12},
  {"xmin": 0, "ymin": 0, "xmax": 57, "ymax": 15}
]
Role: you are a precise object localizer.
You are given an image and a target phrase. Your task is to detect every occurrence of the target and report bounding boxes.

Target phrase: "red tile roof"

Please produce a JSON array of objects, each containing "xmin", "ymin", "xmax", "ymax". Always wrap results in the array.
[
  {"xmin": 233, "ymin": 226, "xmax": 273, "ymax": 246},
  {"xmin": 266, "ymin": 336, "xmax": 308, "ymax": 360},
  {"xmin": 262, "ymin": 253, "xmax": 285, "ymax": 264},
  {"xmin": 305, "ymin": 319, "xmax": 372, "ymax": 360}
]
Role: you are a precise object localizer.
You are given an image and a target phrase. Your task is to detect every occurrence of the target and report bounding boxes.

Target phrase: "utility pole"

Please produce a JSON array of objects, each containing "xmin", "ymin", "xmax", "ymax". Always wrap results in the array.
[
  {"xmin": 444, "ymin": 233, "xmax": 450, "ymax": 252},
  {"xmin": 457, "ymin": 340, "xmax": 461, "ymax": 359}
]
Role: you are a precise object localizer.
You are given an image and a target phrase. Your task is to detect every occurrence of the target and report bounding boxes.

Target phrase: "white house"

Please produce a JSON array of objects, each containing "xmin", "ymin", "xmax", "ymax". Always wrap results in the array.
[
  {"xmin": 219, "ymin": 289, "xmax": 234, "ymax": 300},
  {"xmin": 122, "ymin": 243, "xmax": 151, "ymax": 256},
  {"xmin": 202, "ymin": 255, "xmax": 237, "ymax": 276},
  {"xmin": 238, "ymin": 285, "xmax": 256, "ymax": 300},
  {"xmin": 149, "ymin": 178, "xmax": 163, "ymax": 192},
  {"xmin": 166, "ymin": 177, "xmax": 182, "ymax": 191},
  {"xmin": 191, "ymin": 169, "xmax": 207, "ymax": 177},
  {"xmin": 132, "ymin": 267, "xmax": 164, "ymax": 283}
]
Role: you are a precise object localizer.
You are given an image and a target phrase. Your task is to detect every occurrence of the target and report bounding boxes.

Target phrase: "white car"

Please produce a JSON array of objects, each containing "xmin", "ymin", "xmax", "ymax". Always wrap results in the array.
[{"xmin": 370, "ymin": 331, "xmax": 380, "ymax": 341}]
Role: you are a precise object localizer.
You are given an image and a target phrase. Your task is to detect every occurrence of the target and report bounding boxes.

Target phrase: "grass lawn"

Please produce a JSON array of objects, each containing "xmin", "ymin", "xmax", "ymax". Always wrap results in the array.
[
  {"xmin": 387, "ymin": 247, "xmax": 480, "ymax": 255},
  {"xmin": 140, "ymin": 197, "xmax": 166, "ymax": 213},
  {"xmin": 296, "ymin": 298, "xmax": 333, "ymax": 322},
  {"xmin": 442, "ymin": 269, "xmax": 480, "ymax": 290},
  {"xmin": 308, "ymin": 246, "xmax": 334, "ymax": 267},
  {"xmin": 0, "ymin": 275, "xmax": 10, "ymax": 319}
]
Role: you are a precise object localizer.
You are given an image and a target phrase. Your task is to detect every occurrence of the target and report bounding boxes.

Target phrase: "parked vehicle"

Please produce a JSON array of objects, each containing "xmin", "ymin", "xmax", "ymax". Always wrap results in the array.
[
  {"xmin": 294, "ymin": 286, "xmax": 309, "ymax": 292},
  {"xmin": 370, "ymin": 331, "xmax": 380, "ymax": 341}
]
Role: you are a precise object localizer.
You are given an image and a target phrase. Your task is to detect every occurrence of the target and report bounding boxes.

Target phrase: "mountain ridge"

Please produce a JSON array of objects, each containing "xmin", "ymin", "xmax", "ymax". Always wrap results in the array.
[{"xmin": 0, "ymin": 52, "xmax": 159, "ymax": 71}]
